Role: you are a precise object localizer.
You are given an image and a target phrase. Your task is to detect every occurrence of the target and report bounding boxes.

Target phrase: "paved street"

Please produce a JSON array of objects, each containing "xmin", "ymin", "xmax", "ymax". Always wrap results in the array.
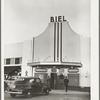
[{"xmin": 4, "ymin": 90, "xmax": 90, "ymax": 100}]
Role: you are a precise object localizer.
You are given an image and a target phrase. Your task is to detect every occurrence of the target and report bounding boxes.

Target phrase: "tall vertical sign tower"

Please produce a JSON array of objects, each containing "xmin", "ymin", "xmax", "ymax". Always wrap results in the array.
[{"xmin": 50, "ymin": 16, "xmax": 66, "ymax": 62}]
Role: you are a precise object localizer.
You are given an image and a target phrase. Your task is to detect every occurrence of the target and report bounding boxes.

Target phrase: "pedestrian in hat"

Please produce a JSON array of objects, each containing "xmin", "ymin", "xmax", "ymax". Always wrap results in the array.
[{"xmin": 64, "ymin": 76, "xmax": 69, "ymax": 92}]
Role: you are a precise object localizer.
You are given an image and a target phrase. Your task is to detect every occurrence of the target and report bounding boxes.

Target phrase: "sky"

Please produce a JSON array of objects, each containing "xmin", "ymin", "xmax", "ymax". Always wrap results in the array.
[{"xmin": 3, "ymin": 0, "xmax": 90, "ymax": 44}]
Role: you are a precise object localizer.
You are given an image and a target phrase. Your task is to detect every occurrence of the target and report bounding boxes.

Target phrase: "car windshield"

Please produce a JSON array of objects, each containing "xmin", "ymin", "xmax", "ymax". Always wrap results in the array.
[{"xmin": 8, "ymin": 77, "xmax": 15, "ymax": 80}]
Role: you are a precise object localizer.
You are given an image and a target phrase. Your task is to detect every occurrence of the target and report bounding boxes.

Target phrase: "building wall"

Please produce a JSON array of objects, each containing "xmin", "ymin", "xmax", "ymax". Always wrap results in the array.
[
  {"xmin": 34, "ymin": 23, "xmax": 54, "ymax": 62},
  {"xmin": 4, "ymin": 42, "xmax": 23, "ymax": 76},
  {"xmin": 62, "ymin": 22, "xmax": 81, "ymax": 62},
  {"xmin": 80, "ymin": 36, "xmax": 91, "ymax": 87},
  {"xmin": 21, "ymin": 39, "xmax": 33, "ymax": 76},
  {"xmin": 4, "ymin": 42, "xmax": 23, "ymax": 58},
  {"xmin": 4, "ymin": 21, "xmax": 91, "ymax": 87},
  {"xmin": 31, "ymin": 21, "xmax": 90, "ymax": 87},
  {"xmin": 4, "ymin": 40, "xmax": 33, "ymax": 77},
  {"xmin": 33, "ymin": 21, "xmax": 81, "ymax": 63}
]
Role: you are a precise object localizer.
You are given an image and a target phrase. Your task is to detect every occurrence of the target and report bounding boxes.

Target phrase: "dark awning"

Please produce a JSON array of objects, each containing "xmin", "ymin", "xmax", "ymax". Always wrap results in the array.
[
  {"xmin": 27, "ymin": 62, "xmax": 82, "ymax": 68},
  {"xmin": 4, "ymin": 66, "xmax": 21, "ymax": 75}
]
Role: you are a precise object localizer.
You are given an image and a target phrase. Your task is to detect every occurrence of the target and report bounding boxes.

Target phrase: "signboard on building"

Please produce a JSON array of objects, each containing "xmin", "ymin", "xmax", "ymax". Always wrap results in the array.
[
  {"xmin": 59, "ymin": 68, "xmax": 64, "ymax": 74},
  {"xmin": 50, "ymin": 16, "xmax": 66, "ymax": 22},
  {"xmin": 51, "ymin": 66, "xmax": 57, "ymax": 73},
  {"xmin": 35, "ymin": 68, "xmax": 47, "ymax": 72},
  {"xmin": 68, "ymin": 68, "xmax": 79, "ymax": 73}
]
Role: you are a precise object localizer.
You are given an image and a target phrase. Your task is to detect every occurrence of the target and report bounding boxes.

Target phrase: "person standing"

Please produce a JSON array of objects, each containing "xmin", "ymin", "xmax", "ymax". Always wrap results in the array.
[
  {"xmin": 64, "ymin": 76, "xmax": 69, "ymax": 92},
  {"xmin": 46, "ymin": 76, "xmax": 51, "ymax": 91}
]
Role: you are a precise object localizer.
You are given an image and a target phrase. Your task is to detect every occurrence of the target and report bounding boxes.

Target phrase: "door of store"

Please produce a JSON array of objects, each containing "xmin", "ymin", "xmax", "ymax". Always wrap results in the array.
[
  {"xmin": 50, "ymin": 73, "xmax": 57, "ymax": 89},
  {"xmin": 68, "ymin": 74, "xmax": 79, "ymax": 86},
  {"xmin": 56, "ymin": 74, "xmax": 64, "ymax": 89}
]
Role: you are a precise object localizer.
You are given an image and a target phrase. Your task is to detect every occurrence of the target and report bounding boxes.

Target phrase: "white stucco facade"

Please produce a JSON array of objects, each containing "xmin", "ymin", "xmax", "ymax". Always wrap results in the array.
[{"xmin": 4, "ymin": 20, "xmax": 90, "ymax": 88}]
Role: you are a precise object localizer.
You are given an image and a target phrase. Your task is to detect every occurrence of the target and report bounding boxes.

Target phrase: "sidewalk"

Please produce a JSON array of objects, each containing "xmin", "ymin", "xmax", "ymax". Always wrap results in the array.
[{"xmin": 50, "ymin": 89, "xmax": 90, "ymax": 95}]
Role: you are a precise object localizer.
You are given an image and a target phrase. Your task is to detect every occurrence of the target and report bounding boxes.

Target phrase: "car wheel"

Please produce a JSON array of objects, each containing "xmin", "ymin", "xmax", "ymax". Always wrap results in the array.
[
  {"xmin": 45, "ymin": 89, "xmax": 49, "ymax": 95},
  {"xmin": 10, "ymin": 94, "xmax": 16, "ymax": 97},
  {"xmin": 25, "ymin": 90, "xmax": 32, "ymax": 98}
]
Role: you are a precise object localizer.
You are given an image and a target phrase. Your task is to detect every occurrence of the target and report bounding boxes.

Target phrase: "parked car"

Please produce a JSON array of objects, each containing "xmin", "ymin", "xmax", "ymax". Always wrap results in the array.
[
  {"xmin": 6, "ymin": 77, "xmax": 15, "ymax": 86},
  {"xmin": 4, "ymin": 80, "xmax": 8, "ymax": 92},
  {"xmin": 6, "ymin": 76, "xmax": 20, "ymax": 88},
  {"xmin": 6, "ymin": 77, "xmax": 51, "ymax": 98}
]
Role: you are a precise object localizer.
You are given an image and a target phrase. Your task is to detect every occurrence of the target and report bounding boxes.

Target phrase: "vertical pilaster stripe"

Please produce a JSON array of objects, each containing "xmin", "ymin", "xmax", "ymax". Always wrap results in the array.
[
  {"xmin": 32, "ymin": 38, "xmax": 34, "ymax": 62},
  {"xmin": 57, "ymin": 23, "xmax": 59, "ymax": 62},
  {"xmin": 54, "ymin": 23, "xmax": 56, "ymax": 62},
  {"xmin": 60, "ymin": 22, "xmax": 62, "ymax": 62}
]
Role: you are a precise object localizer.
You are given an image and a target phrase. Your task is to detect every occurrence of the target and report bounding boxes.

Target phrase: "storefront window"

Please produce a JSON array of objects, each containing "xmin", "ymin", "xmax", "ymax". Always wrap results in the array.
[
  {"xmin": 6, "ymin": 58, "xmax": 10, "ymax": 65},
  {"xmin": 15, "ymin": 57, "xmax": 22, "ymax": 64},
  {"xmin": 15, "ymin": 58, "xmax": 20, "ymax": 64}
]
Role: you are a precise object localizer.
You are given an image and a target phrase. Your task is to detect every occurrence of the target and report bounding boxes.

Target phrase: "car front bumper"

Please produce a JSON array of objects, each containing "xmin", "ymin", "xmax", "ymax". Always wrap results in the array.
[{"xmin": 6, "ymin": 91, "xmax": 22, "ymax": 95}]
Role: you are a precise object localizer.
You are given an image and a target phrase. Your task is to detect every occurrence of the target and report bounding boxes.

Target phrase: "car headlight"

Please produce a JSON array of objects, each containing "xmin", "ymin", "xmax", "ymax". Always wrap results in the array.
[{"xmin": 44, "ymin": 85, "xmax": 47, "ymax": 88}]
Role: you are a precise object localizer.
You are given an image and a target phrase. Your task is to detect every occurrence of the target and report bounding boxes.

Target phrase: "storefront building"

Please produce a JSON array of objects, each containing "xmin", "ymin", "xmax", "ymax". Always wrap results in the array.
[
  {"xmin": 4, "ymin": 16, "xmax": 90, "ymax": 91},
  {"xmin": 4, "ymin": 42, "xmax": 23, "ymax": 78}
]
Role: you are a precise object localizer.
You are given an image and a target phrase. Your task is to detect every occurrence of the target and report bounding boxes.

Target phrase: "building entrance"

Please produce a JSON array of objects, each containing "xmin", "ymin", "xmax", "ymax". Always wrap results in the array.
[
  {"xmin": 34, "ymin": 73, "xmax": 48, "ymax": 83},
  {"xmin": 56, "ymin": 74, "xmax": 64, "ymax": 89},
  {"xmin": 50, "ymin": 73, "xmax": 57, "ymax": 89}
]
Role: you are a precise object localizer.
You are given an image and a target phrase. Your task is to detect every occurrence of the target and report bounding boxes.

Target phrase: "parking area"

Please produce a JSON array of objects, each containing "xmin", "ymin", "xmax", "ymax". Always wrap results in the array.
[{"xmin": 4, "ymin": 90, "xmax": 90, "ymax": 100}]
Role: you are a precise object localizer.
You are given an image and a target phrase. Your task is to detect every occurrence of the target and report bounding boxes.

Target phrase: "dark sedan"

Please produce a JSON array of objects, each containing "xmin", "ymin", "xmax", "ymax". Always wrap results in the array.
[{"xmin": 6, "ymin": 77, "xmax": 51, "ymax": 98}]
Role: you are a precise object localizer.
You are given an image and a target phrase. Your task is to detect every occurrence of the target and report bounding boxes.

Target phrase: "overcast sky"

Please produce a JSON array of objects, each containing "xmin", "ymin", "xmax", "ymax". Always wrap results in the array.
[{"xmin": 3, "ymin": 0, "xmax": 90, "ymax": 44}]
